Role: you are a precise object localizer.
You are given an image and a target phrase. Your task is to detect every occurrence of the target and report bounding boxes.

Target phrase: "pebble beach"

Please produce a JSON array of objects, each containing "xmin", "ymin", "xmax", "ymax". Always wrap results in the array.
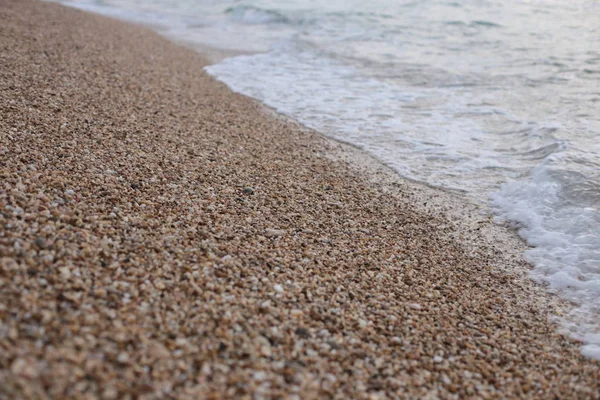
[{"xmin": 1, "ymin": 0, "xmax": 599, "ymax": 398}]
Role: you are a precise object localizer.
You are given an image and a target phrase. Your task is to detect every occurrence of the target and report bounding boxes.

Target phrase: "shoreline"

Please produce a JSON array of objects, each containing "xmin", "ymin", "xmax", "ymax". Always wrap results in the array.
[
  {"xmin": 218, "ymin": 73, "xmax": 574, "ymax": 331},
  {"xmin": 1, "ymin": 0, "xmax": 599, "ymax": 398},
  {"xmin": 260, "ymin": 103, "xmax": 578, "ymax": 341}
]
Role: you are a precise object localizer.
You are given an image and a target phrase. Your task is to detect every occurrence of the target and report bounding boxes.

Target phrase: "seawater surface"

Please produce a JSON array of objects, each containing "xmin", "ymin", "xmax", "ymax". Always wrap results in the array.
[{"xmin": 58, "ymin": 0, "xmax": 600, "ymax": 359}]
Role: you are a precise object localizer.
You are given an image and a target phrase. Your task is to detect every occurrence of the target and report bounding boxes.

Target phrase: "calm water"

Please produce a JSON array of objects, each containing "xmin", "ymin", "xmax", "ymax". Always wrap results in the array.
[{"xmin": 59, "ymin": 0, "xmax": 600, "ymax": 359}]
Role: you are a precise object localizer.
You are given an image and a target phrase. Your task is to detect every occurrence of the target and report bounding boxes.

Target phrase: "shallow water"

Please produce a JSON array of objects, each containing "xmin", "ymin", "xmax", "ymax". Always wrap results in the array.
[{"xmin": 58, "ymin": 0, "xmax": 600, "ymax": 359}]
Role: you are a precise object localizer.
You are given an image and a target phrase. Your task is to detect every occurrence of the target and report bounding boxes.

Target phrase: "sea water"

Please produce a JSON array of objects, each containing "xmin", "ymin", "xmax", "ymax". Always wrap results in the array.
[{"xmin": 57, "ymin": 0, "xmax": 600, "ymax": 359}]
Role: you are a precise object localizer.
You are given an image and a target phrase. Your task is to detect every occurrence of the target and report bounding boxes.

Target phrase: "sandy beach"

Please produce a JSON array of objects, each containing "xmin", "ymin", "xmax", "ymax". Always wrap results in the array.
[{"xmin": 1, "ymin": 0, "xmax": 599, "ymax": 398}]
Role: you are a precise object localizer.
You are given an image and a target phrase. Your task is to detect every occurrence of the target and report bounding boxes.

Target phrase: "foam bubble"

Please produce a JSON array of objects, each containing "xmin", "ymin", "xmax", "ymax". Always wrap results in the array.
[{"xmin": 225, "ymin": 5, "xmax": 290, "ymax": 25}]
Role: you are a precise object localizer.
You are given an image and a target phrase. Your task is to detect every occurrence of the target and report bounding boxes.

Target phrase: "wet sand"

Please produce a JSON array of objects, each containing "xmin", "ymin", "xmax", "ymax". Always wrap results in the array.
[{"xmin": 1, "ymin": 0, "xmax": 599, "ymax": 398}]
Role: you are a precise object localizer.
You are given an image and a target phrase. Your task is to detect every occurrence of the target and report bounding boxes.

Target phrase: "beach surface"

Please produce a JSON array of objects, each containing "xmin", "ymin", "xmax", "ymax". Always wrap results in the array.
[{"xmin": 1, "ymin": 0, "xmax": 599, "ymax": 398}]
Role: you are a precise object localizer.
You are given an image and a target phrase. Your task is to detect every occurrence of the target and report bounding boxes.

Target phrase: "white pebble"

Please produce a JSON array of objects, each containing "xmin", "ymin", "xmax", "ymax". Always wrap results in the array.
[
  {"xmin": 117, "ymin": 353, "xmax": 129, "ymax": 363},
  {"xmin": 265, "ymin": 228, "xmax": 285, "ymax": 237},
  {"xmin": 253, "ymin": 371, "xmax": 267, "ymax": 381}
]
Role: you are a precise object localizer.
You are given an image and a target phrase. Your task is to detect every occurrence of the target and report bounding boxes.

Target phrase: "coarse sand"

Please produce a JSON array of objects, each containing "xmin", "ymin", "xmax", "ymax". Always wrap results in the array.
[{"xmin": 1, "ymin": 0, "xmax": 599, "ymax": 398}]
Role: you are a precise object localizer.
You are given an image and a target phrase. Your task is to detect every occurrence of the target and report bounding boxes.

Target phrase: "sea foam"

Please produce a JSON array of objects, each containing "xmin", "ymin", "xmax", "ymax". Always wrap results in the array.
[{"xmin": 491, "ymin": 161, "xmax": 600, "ymax": 359}]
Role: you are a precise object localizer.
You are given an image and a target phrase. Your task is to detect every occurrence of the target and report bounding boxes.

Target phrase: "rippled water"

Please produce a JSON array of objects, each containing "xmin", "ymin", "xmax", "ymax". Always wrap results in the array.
[{"xmin": 58, "ymin": 0, "xmax": 600, "ymax": 359}]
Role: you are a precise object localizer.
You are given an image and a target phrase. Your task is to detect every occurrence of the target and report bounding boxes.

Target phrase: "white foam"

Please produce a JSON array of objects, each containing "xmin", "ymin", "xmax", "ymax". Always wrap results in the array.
[
  {"xmin": 205, "ymin": 47, "xmax": 540, "ymax": 196},
  {"xmin": 491, "ymin": 162, "xmax": 600, "ymax": 359},
  {"xmin": 225, "ymin": 5, "xmax": 289, "ymax": 25}
]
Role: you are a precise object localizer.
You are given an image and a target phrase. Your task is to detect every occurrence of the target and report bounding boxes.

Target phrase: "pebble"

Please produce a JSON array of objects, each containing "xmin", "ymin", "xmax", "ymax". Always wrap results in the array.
[
  {"xmin": 11, "ymin": 358, "xmax": 39, "ymax": 379},
  {"xmin": 265, "ymin": 228, "xmax": 285, "ymax": 237},
  {"xmin": 117, "ymin": 353, "xmax": 129, "ymax": 364},
  {"xmin": 290, "ymin": 309, "xmax": 303, "ymax": 317}
]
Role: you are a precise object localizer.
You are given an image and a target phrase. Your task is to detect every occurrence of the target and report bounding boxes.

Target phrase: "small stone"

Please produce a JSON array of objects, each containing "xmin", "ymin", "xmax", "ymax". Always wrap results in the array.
[
  {"xmin": 290, "ymin": 309, "xmax": 303, "ymax": 317},
  {"xmin": 102, "ymin": 386, "xmax": 119, "ymax": 400},
  {"xmin": 408, "ymin": 303, "xmax": 422, "ymax": 310},
  {"xmin": 260, "ymin": 300, "xmax": 271, "ymax": 309},
  {"xmin": 257, "ymin": 337, "xmax": 272, "ymax": 357},
  {"xmin": 37, "ymin": 192, "xmax": 49, "ymax": 202},
  {"xmin": 11, "ymin": 358, "xmax": 38, "ymax": 378},
  {"xmin": 154, "ymin": 279, "xmax": 166, "ymax": 290},
  {"xmin": 149, "ymin": 343, "xmax": 170, "ymax": 360},
  {"xmin": 441, "ymin": 374, "xmax": 452, "ymax": 385},
  {"xmin": 253, "ymin": 370, "xmax": 267, "ymax": 381},
  {"xmin": 295, "ymin": 328, "xmax": 310, "ymax": 338},
  {"xmin": 434, "ymin": 355, "xmax": 443, "ymax": 363},
  {"xmin": 273, "ymin": 284, "xmax": 284, "ymax": 293},
  {"xmin": 243, "ymin": 187, "xmax": 254, "ymax": 195},
  {"xmin": 8, "ymin": 327, "xmax": 18, "ymax": 340},
  {"xmin": 34, "ymin": 237, "xmax": 45, "ymax": 249},
  {"xmin": 117, "ymin": 352, "xmax": 129, "ymax": 364},
  {"xmin": 58, "ymin": 266, "xmax": 71, "ymax": 280},
  {"xmin": 318, "ymin": 329, "xmax": 330, "ymax": 337},
  {"xmin": 265, "ymin": 228, "xmax": 285, "ymax": 238}
]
